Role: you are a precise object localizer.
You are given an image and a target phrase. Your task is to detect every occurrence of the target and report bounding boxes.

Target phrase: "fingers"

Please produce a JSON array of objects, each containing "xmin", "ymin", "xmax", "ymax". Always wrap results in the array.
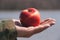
[
  {"xmin": 39, "ymin": 18, "xmax": 56, "ymax": 29},
  {"xmin": 12, "ymin": 19, "xmax": 22, "ymax": 26},
  {"xmin": 33, "ymin": 18, "xmax": 56, "ymax": 33},
  {"xmin": 40, "ymin": 18, "xmax": 56, "ymax": 26},
  {"xmin": 12, "ymin": 19, "xmax": 20, "ymax": 22},
  {"xmin": 29, "ymin": 18, "xmax": 56, "ymax": 34}
]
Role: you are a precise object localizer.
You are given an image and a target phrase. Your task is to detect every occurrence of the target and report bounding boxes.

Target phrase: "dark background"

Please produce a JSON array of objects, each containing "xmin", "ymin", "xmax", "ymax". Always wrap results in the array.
[{"xmin": 0, "ymin": 0, "xmax": 60, "ymax": 10}]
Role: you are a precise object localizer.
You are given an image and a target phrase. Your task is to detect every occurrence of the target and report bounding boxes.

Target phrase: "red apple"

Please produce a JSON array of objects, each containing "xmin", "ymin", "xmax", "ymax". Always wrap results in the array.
[{"xmin": 19, "ymin": 8, "xmax": 41, "ymax": 27}]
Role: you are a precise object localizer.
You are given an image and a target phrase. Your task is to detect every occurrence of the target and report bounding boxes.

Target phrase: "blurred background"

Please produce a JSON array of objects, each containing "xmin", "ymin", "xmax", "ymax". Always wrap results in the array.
[
  {"xmin": 0, "ymin": 0, "xmax": 60, "ymax": 10},
  {"xmin": 0, "ymin": 0, "xmax": 60, "ymax": 40}
]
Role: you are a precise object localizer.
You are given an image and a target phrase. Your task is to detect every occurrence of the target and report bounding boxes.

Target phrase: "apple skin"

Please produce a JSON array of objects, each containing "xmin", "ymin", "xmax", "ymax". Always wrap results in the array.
[{"xmin": 19, "ymin": 8, "xmax": 41, "ymax": 27}]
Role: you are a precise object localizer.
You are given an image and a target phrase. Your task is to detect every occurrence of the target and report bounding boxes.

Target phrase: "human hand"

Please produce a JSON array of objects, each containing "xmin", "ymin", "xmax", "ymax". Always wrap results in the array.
[{"xmin": 13, "ymin": 18, "xmax": 56, "ymax": 37}]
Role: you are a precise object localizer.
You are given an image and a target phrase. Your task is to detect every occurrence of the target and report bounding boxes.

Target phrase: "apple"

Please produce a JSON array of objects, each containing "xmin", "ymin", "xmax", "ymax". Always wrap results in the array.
[{"xmin": 19, "ymin": 8, "xmax": 41, "ymax": 27}]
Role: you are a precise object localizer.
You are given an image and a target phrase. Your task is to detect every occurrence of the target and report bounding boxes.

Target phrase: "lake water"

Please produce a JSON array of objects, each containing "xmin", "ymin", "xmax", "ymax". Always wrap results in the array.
[{"xmin": 0, "ymin": 10, "xmax": 60, "ymax": 40}]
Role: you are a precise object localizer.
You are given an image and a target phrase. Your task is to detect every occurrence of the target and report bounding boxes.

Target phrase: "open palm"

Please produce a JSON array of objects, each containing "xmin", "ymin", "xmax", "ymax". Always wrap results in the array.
[{"xmin": 13, "ymin": 18, "xmax": 56, "ymax": 37}]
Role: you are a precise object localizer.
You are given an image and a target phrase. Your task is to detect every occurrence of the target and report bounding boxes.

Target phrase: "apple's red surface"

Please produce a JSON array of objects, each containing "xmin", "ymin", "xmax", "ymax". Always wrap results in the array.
[{"xmin": 19, "ymin": 8, "xmax": 41, "ymax": 27}]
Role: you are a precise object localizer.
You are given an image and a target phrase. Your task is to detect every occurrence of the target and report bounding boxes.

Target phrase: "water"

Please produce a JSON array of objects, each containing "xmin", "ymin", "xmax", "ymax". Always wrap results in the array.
[{"xmin": 0, "ymin": 10, "xmax": 60, "ymax": 40}]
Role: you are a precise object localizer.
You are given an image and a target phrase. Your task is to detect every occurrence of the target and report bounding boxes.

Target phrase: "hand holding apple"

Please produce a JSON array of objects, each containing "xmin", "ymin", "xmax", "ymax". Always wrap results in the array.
[{"xmin": 19, "ymin": 8, "xmax": 41, "ymax": 27}]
